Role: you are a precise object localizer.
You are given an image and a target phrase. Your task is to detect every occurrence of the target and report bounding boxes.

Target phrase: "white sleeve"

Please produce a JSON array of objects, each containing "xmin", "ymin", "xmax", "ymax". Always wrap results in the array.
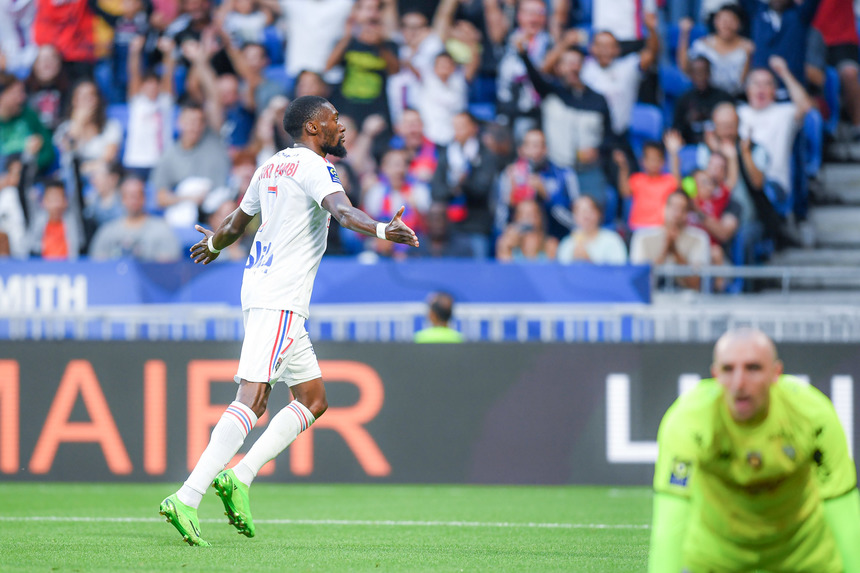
[
  {"xmin": 239, "ymin": 173, "xmax": 262, "ymax": 216},
  {"xmin": 303, "ymin": 158, "xmax": 346, "ymax": 206}
]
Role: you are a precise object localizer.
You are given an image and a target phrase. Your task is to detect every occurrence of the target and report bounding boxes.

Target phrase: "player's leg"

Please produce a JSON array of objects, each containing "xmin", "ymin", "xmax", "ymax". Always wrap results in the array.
[
  {"xmin": 160, "ymin": 308, "xmax": 281, "ymax": 545},
  {"xmin": 215, "ymin": 319, "xmax": 325, "ymax": 536}
]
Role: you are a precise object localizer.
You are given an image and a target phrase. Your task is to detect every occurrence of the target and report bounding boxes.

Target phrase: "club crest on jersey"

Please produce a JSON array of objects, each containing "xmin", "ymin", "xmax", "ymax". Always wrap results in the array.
[
  {"xmin": 747, "ymin": 451, "xmax": 763, "ymax": 470},
  {"xmin": 328, "ymin": 165, "xmax": 341, "ymax": 184},
  {"xmin": 669, "ymin": 458, "xmax": 691, "ymax": 487}
]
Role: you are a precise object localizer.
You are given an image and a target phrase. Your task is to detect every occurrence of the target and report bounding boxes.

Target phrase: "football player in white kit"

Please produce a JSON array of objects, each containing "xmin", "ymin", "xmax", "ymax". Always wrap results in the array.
[{"xmin": 159, "ymin": 96, "xmax": 420, "ymax": 546}]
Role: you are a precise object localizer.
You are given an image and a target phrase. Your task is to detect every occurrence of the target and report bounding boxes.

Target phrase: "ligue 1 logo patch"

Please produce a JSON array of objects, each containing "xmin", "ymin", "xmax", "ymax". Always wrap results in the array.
[
  {"xmin": 669, "ymin": 458, "xmax": 691, "ymax": 487},
  {"xmin": 328, "ymin": 165, "xmax": 341, "ymax": 184}
]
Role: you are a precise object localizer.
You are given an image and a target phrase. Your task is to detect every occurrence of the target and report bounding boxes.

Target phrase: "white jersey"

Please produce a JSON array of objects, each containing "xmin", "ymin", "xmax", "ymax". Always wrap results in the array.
[{"xmin": 238, "ymin": 146, "xmax": 344, "ymax": 317}]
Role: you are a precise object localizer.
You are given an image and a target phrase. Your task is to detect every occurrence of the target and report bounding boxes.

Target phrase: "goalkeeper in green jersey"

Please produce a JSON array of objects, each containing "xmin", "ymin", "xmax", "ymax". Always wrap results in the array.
[{"xmin": 648, "ymin": 328, "xmax": 860, "ymax": 573}]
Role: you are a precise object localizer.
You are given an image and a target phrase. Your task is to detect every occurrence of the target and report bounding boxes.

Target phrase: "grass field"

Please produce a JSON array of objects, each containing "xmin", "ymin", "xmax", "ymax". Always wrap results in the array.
[{"xmin": 0, "ymin": 483, "xmax": 653, "ymax": 572}]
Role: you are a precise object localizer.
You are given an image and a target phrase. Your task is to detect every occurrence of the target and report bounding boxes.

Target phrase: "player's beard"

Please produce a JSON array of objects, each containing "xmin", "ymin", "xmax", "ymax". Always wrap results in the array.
[{"xmin": 322, "ymin": 141, "xmax": 348, "ymax": 158}]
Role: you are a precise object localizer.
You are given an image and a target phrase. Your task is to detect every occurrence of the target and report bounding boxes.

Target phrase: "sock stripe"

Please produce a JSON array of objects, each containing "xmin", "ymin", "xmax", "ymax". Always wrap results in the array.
[
  {"xmin": 287, "ymin": 402, "xmax": 309, "ymax": 432},
  {"xmin": 225, "ymin": 405, "xmax": 253, "ymax": 435}
]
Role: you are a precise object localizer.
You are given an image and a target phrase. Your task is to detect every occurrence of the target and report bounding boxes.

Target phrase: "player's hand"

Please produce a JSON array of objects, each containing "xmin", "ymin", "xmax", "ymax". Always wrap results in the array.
[
  {"xmin": 189, "ymin": 225, "xmax": 220, "ymax": 264},
  {"xmin": 385, "ymin": 206, "xmax": 419, "ymax": 248}
]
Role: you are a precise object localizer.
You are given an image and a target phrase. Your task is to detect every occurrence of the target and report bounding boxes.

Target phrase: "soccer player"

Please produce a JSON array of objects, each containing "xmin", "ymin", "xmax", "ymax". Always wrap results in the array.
[
  {"xmin": 648, "ymin": 328, "xmax": 860, "ymax": 572},
  {"xmin": 159, "ymin": 95, "xmax": 419, "ymax": 547}
]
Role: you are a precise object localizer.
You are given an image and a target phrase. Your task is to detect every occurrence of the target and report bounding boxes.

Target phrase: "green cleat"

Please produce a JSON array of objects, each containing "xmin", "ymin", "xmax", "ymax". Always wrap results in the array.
[
  {"xmin": 212, "ymin": 469, "xmax": 255, "ymax": 538},
  {"xmin": 159, "ymin": 494, "xmax": 211, "ymax": 547}
]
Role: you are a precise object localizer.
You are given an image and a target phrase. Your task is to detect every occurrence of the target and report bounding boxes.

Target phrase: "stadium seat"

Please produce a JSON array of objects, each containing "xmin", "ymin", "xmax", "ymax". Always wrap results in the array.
[
  {"xmin": 264, "ymin": 65, "xmax": 293, "ymax": 95},
  {"xmin": 660, "ymin": 64, "xmax": 692, "ymax": 125},
  {"xmin": 106, "ymin": 103, "xmax": 130, "ymax": 159},
  {"xmin": 823, "ymin": 67, "xmax": 840, "ymax": 135},
  {"xmin": 803, "ymin": 109, "xmax": 823, "ymax": 178},
  {"xmin": 665, "ymin": 23, "xmax": 708, "ymax": 60},
  {"xmin": 628, "ymin": 103, "xmax": 664, "ymax": 158},
  {"xmin": 262, "ymin": 26, "xmax": 285, "ymax": 65},
  {"xmin": 468, "ymin": 102, "xmax": 496, "ymax": 123},
  {"xmin": 678, "ymin": 145, "xmax": 698, "ymax": 177}
]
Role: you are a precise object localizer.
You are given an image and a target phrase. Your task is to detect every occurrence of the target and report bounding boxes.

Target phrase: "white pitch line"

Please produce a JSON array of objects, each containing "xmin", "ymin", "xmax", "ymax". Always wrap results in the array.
[{"xmin": 0, "ymin": 516, "xmax": 649, "ymax": 530}]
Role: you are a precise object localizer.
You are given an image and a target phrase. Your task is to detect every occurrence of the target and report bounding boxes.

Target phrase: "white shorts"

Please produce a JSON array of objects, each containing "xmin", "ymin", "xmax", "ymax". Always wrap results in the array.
[{"xmin": 235, "ymin": 308, "xmax": 322, "ymax": 386}]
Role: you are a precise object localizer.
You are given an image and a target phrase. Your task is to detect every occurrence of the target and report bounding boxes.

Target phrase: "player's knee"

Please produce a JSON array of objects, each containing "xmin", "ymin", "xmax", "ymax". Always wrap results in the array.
[{"xmin": 308, "ymin": 396, "xmax": 328, "ymax": 419}]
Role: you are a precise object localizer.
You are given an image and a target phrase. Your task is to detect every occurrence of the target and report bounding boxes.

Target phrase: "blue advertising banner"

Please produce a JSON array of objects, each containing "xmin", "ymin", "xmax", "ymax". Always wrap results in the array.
[{"xmin": 0, "ymin": 259, "xmax": 651, "ymax": 310}]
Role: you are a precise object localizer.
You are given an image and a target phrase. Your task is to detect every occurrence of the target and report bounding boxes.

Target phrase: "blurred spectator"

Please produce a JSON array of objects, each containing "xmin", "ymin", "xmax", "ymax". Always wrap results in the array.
[
  {"xmin": 294, "ymin": 69, "xmax": 331, "ymax": 99},
  {"xmin": 615, "ymin": 132, "xmax": 682, "ymax": 231},
  {"xmin": 204, "ymin": 198, "xmax": 248, "ymax": 261},
  {"xmin": 387, "ymin": 8, "xmax": 445, "ymax": 123},
  {"xmin": 431, "ymin": 111, "xmax": 499, "ymax": 259},
  {"xmin": 630, "ymin": 190, "xmax": 710, "ymax": 290},
  {"xmin": 390, "ymin": 108, "xmax": 438, "ymax": 185},
  {"xmin": 215, "ymin": 0, "xmax": 278, "ymax": 48},
  {"xmin": 53, "ymin": 79, "xmax": 123, "ymax": 175},
  {"xmin": 557, "ymin": 195, "xmax": 628, "ymax": 264},
  {"xmin": 417, "ymin": 51, "xmax": 476, "ymax": 146},
  {"xmin": 813, "ymin": 0, "xmax": 860, "ymax": 140},
  {"xmin": 33, "ymin": 0, "xmax": 97, "ymax": 81},
  {"xmin": 672, "ymin": 57, "xmax": 733, "ymax": 145},
  {"xmin": 496, "ymin": 198, "xmax": 558, "ymax": 262},
  {"xmin": 805, "ymin": 27, "xmax": 827, "ymax": 96},
  {"xmin": 414, "ymin": 291, "xmax": 463, "ymax": 343},
  {"xmin": 686, "ymin": 165, "xmax": 741, "ymax": 270},
  {"xmin": 593, "ymin": 0, "xmax": 657, "ymax": 53},
  {"xmin": 87, "ymin": 0, "xmax": 154, "ymax": 102},
  {"xmin": 248, "ymin": 94, "xmax": 289, "ymax": 164},
  {"xmin": 520, "ymin": 39, "xmax": 613, "ymax": 202},
  {"xmin": 738, "ymin": 57, "xmax": 812, "ymax": 206},
  {"xmin": 27, "ymin": 179, "xmax": 84, "ymax": 260},
  {"xmin": 0, "ymin": 73, "xmax": 54, "ymax": 172},
  {"xmin": 326, "ymin": 13, "xmax": 399, "ymax": 127},
  {"xmin": 496, "ymin": 0, "xmax": 553, "ymax": 141},
  {"xmin": 217, "ymin": 29, "xmax": 280, "ymax": 112},
  {"xmin": 282, "ymin": 0, "xmax": 353, "ymax": 82},
  {"xmin": 164, "ymin": 0, "xmax": 215, "ymax": 59},
  {"xmin": 498, "ymin": 128, "xmax": 578, "ymax": 241},
  {"xmin": 81, "ymin": 160, "xmax": 125, "ymax": 240},
  {"xmin": 740, "ymin": 0, "xmax": 820, "ymax": 91},
  {"xmin": 89, "ymin": 176, "xmax": 180, "ymax": 260},
  {"xmin": 677, "ymin": 6, "xmax": 754, "ymax": 98},
  {"xmin": 24, "ymin": 45, "xmax": 70, "ymax": 133},
  {"xmin": 582, "ymin": 13, "xmax": 659, "ymax": 137},
  {"xmin": 183, "ymin": 40, "xmax": 255, "ymax": 152},
  {"xmin": 408, "ymin": 201, "xmax": 474, "ymax": 258},
  {"xmin": 123, "ymin": 35, "xmax": 177, "ymax": 179},
  {"xmin": 150, "ymin": 102, "xmax": 230, "ymax": 226},
  {"xmin": 362, "ymin": 147, "xmax": 431, "ymax": 256},
  {"xmin": 0, "ymin": 0, "xmax": 38, "ymax": 77},
  {"xmin": 0, "ymin": 154, "xmax": 28, "ymax": 258}
]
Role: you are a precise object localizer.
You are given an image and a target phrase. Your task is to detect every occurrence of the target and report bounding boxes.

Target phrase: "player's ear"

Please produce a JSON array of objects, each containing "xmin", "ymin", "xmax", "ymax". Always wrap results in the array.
[
  {"xmin": 772, "ymin": 359, "xmax": 784, "ymax": 379},
  {"xmin": 306, "ymin": 121, "xmax": 318, "ymax": 135}
]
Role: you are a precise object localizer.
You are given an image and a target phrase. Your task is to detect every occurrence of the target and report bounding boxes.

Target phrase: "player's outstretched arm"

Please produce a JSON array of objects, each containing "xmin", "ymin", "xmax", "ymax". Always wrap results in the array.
[
  {"xmin": 648, "ymin": 492, "xmax": 690, "ymax": 573},
  {"xmin": 322, "ymin": 191, "xmax": 419, "ymax": 247},
  {"xmin": 190, "ymin": 207, "xmax": 256, "ymax": 264}
]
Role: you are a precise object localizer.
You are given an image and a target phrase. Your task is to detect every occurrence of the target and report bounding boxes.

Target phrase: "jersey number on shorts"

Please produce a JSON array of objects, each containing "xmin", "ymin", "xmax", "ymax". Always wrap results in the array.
[{"xmin": 246, "ymin": 240, "xmax": 274, "ymax": 271}]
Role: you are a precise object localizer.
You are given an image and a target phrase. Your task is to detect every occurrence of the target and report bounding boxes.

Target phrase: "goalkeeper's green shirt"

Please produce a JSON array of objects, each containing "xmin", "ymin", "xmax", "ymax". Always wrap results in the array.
[{"xmin": 653, "ymin": 375, "xmax": 856, "ymax": 572}]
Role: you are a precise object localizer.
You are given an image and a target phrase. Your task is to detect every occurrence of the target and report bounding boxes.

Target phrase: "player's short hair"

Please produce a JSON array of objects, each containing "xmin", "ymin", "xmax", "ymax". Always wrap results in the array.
[
  {"xmin": 429, "ymin": 292, "xmax": 455, "ymax": 323},
  {"xmin": 283, "ymin": 95, "xmax": 330, "ymax": 139}
]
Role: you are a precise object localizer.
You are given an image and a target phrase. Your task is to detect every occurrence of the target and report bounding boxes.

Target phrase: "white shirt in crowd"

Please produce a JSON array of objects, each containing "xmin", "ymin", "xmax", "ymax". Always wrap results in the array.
[
  {"xmin": 738, "ymin": 102, "xmax": 799, "ymax": 192},
  {"xmin": 557, "ymin": 229, "xmax": 628, "ymax": 265},
  {"xmin": 282, "ymin": 0, "xmax": 353, "ymax": 79},
  {"xmin": 123, "ymin": 93, "xmax": 174, "ymax": 169},
  {"xmin": 387, "ymin": 32, "xmax": 444, "ymax": 125},
  {"xmin": 418, "ymin": 70, "xmax": 468, "ymax": 145},
  {"xmin": 592, "ymin": 0, "xmax": 656, "ymax": 42},
  {"xmin": 581, "ymin": 53, "xmax": 642, "ymax": 134},
  {"xmin": 238, "ymin": 146, "xmax": 344, "ymax": 317}
]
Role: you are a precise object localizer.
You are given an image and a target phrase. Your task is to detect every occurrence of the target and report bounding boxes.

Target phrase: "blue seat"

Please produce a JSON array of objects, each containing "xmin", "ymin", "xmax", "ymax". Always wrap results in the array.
[
  {"xmin": 803, "ymin": 109, "xmax": 823, "ymax": 177},
  {"xmin": 629, "ymin": 103, "xmax": 664, "ymax": 158},
  {"xmin": 262, "ymin": 26, "xmax": 285, "ymax": 65},
  {"xmin": 824, "ymin": 67, "xmax": 840, "ymax": 135},
  {"xmin": 264, "ymin": 65, "xmax": 292, "ymax": 94},
  {"xmin": 106, "ymin": 103, "xmax": 130, "ymax": 130},
  {"xmin": 660, "ymin": 64, "xmax": 692, "ymax": 98},
  {"xmin": 468, "ymin": 102, "xmax": 496, "ymax": 122},
  {"xmin": 665, "ymin": 23, "xmax": 709, "ymax": 60},
  {"xmin": 678, "ymin": 145, "xmax": 699, "ymax": 177}
]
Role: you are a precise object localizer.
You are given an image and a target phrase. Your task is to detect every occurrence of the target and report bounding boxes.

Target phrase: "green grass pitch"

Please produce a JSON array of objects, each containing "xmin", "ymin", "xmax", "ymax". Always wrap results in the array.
[{"xmin": 0, "ymin": 483, "xmax": 652, "ymax": 572}]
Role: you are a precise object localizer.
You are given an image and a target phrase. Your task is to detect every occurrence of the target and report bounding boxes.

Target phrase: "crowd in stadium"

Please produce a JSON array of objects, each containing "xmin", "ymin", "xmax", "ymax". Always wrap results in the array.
[{"xmin": 0, "ymin": 0, "xmax": 859, "ymax": 280}]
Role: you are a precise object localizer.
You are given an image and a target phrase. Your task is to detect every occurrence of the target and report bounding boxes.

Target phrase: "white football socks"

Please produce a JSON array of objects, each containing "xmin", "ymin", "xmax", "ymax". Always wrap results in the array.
[
  {"xmin": 233, "ymin": 400, "xmax": 315, "ymax": 487},
  {"xmin": 177, "ymin": 401, "xmax": 258, "ymax": 509}
]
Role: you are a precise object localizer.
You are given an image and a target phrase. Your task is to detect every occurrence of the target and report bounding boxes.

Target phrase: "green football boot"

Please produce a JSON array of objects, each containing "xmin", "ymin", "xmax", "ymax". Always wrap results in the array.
[
  {"xmin": 159, "ymin": 494, "xmax": 211, "ymax": 547},
  {"xmin": 213, "ymin": 469, "xmax": 256, "ymax": 537}
]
